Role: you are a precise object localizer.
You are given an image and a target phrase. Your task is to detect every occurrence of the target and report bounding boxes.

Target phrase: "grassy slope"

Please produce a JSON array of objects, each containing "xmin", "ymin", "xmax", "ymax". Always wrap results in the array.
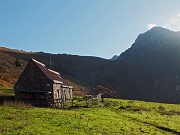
[
  {"xmin": 0, "ymin": 47, "xmax": 90, "ymax": 96},
  {"xmin": 0, "ymin": 48, "xmax": 28, "ymax": 87},
  {"xmin": 0, "ymin": 89, "xmax": 180, "ymax": 135}
]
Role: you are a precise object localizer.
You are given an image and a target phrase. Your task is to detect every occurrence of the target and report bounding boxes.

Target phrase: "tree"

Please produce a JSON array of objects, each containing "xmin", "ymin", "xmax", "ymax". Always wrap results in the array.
[{"xmin": 15, "ymin": 59, "xmax": 21, "ymax": 67}]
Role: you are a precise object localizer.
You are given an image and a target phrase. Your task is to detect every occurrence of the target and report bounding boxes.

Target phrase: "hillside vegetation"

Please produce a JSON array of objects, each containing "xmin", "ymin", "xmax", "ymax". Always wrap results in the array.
[
  {"xmin": 0, "ymin": 47, "xmax": 91, "ymax": 96},
  {"xmin": 1, "ymin": 27, "xmax": 180, "ymax": 103},
  {"xmin": 0, "ymin": 46, "xmax": 121, "ymax": 97},
  {"xmin": 0, "ymin": 88, "xmax": 180, "ymax": 135}
]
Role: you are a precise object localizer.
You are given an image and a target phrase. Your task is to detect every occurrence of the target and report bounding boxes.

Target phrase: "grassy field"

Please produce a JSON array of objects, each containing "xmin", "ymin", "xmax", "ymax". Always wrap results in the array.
[{"xmin": 0, "ymin": 88, "xmax": 180, "ymax": 135}]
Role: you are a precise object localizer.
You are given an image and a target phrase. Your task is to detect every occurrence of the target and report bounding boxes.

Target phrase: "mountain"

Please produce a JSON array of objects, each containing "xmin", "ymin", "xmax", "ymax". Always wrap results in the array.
[
  {"xmin": 110, "ymin": 55, "xmax": 119, "ymax": 61},
  {"xmin": 0, "ymin": 47, "xmax": 120, "ymax": 97},
  {"xmin": 117, "ymin": 27, "xmax": 180, "ymax": 103},
  {"xmin": 118, "ymin": 27, "xmax": 180, "ymax": 64},
  {"xmin": 1, "ymin": 27, "xmax": 180, "ymax": 103}
]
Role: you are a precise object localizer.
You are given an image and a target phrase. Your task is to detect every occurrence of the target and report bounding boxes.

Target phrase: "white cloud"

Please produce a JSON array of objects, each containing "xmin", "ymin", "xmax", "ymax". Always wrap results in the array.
[
  {"xmin": 147, "ymin": 13, "xmax": 180, "ymax": 32},
  {"xmin": 163, "ymin": 13, "xmax": 180, "ymax": 31},
  {"xmin": 176, "ymin": 14, "xmax": 180, "ymax": 17},
  {"xmin": 147, "ymin": 23, "xmax": 157, "ymax": 30}
]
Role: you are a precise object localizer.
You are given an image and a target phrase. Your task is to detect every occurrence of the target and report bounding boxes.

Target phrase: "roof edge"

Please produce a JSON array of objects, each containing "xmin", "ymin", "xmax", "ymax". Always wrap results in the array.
[
  {"xmin": 53, "ymin": 80, "xmax": 63, "ymax": 84},
  {"xmin": 31, "ymin": 58, "xmax": 45, "ymax": 67}
]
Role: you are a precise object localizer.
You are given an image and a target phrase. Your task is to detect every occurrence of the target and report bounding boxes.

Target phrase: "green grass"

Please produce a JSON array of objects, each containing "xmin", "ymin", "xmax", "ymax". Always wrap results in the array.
[
  {"xmin": 0, "ymin": 89, "xmax": 180, "ymax": 135},
  {"xmin": 0, "ymin": 88, "xmax": 14, "ymax": 96}
]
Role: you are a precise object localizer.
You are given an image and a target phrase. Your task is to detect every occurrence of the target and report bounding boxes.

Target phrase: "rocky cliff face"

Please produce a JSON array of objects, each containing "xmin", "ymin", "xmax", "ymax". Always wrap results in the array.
[
  {"xmin": 117, "ymin": 27, "xmax": 180, "ymax": 103},
  {"xmin": 118, "ymin": 27, "xmax": 180, "ymax": 66}
]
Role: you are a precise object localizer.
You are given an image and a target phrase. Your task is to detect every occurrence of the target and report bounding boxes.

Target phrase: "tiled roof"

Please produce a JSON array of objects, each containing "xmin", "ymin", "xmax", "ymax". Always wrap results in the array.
[{"xmin": 31, "ymin": 58, "xmax": 70, "ymax": 86}]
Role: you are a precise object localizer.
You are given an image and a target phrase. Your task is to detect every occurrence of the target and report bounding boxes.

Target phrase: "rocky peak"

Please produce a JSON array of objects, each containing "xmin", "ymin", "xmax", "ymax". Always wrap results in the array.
[
  {"xmin": 110, "ymin": 55, "xmax": 119, "ymax": 61},
  {"xmin": 118, "ymin": 27, "xmax": 180, "ymax": 64}
]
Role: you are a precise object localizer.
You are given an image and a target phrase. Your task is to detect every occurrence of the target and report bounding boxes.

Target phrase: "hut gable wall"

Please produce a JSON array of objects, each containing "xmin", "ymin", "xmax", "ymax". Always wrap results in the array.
[
  {"xmin": 14, "ymin": 58, "xmax": 73, "ymax": 107},
  {"xmin": 14, "ymin": 60, "xmax": 52, "ymax": 92}
]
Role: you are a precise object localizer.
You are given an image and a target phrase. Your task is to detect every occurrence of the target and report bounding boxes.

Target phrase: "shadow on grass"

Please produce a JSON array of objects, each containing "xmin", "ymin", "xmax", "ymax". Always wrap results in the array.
[
  {"xmin": 0, "ymin": 95, "xmax": 15, "ymax": 105},
  {"xmin": 68, "ymin": 105, "xmax": 89, "ymax": 109},
  {"xmin": 0, "ymin": 88, "xmax": 15, "ymax": 105}
]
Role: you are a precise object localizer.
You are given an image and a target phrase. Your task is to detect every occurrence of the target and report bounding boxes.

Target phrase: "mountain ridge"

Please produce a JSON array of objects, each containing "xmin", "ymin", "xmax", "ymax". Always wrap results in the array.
[
  {"xmin": 117, "ymin": 27, "xmax": 180, "ymax": 103},
  {"xmin": 1, "ymin": 27, "xmax": 180, "ymax": 103},
  {"xmin": 110, "ymin": 55, "xmax": 119, "ymax": 61}
]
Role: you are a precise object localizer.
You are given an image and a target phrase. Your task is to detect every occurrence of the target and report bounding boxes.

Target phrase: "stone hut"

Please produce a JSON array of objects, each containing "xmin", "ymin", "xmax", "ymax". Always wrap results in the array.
[{"xmin": 14, "ymin": 58, "xmax": 73, "ymax": 107}]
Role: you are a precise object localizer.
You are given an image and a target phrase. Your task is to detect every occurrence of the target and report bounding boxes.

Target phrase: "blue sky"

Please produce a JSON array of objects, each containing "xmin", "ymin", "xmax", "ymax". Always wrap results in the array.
[{"xmin": 0, "ymin": 0, "xmax": 180, "ymax": 59}]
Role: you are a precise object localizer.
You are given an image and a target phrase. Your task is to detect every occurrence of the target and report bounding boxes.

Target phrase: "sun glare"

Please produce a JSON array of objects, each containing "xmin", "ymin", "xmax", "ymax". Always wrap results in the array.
[{"xmin": 147, "ymin": 23, "xmax": 157, "ymax": 30}]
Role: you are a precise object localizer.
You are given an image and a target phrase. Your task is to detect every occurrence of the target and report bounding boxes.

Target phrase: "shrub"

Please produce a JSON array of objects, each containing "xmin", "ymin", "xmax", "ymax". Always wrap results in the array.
[
  {"xmin": 158, "ymin": 105, "xmax": 166, "ymax": 111},
  {"xmin": 15, "ymin": 59, "xmax": 21, "ymax": 67},
  {"xmin": 3, "ymin": 100, "xmax": 33, "ymax": 109},
  {"xmin": 2, "ymin": 75, "xmax": 11, "ymax": 82}
]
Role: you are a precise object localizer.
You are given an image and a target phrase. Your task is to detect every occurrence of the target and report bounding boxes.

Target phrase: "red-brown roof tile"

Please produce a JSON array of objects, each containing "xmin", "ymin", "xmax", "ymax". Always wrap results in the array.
[{"xmin": 31, "ymin": 58, "xmax": 69, "ymax": 86}]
